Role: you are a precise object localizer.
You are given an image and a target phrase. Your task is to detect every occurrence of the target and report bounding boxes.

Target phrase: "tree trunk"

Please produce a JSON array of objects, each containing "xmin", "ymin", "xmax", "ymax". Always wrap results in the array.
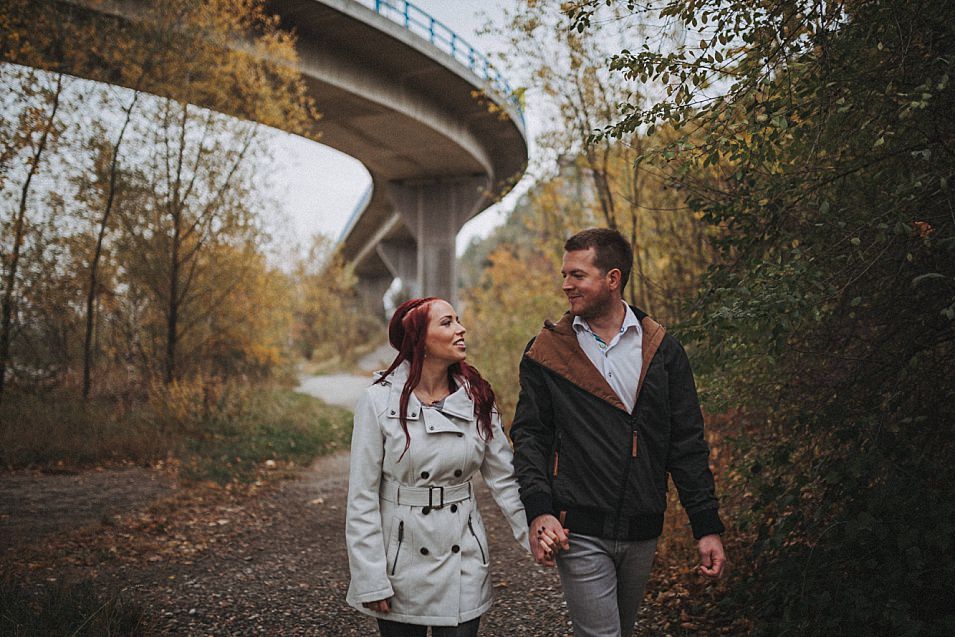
[
  {"xmin": 165, "ymin": 235, "xmax": 180, "ymax": 384},
  {"xmin": 0, "ymin": 74, "xmax": 62, "ymax": 399},
  {"xmin": 83, "ymin": 92, "xmax": 139, "ymax": 398},
  {"xmin": 163, "ymin": 101, "xmax": 190, "ymax": 385}
]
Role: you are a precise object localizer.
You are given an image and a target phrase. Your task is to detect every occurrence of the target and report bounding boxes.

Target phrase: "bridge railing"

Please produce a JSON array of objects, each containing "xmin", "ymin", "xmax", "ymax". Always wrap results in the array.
[{"xmin": 358, "ymin": 0, "xmax": 524, "ymax": 127}]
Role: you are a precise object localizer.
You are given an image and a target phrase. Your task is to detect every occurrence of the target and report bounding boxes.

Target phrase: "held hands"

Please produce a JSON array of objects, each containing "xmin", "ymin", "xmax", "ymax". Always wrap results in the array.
[
  {"xmin": 697, "ymin": 534, "xmax": 726, "ymax": 578},
  {"xmin": 363, "ymin": 599, "xmax": 391, "ymax": 613},
  {"xmin": 529, "ymin": 514, "xmax": 570, "ymax": 567}
]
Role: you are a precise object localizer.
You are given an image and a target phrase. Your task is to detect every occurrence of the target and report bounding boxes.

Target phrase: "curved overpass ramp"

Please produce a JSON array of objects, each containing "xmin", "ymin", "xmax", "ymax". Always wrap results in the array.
[
  {"xmin": 8, "ymin": 0, "xmax": 527, "ymax": 311},
  {"xmin": 274, "ymin": 0, "xmax": 527, "ymax": 309}
]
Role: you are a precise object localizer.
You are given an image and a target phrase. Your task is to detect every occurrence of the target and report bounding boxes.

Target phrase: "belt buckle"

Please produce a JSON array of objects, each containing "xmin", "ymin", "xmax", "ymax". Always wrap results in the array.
[{"xmin": 428, "ymin": 486, "xmax": 445, "ymax": 509}]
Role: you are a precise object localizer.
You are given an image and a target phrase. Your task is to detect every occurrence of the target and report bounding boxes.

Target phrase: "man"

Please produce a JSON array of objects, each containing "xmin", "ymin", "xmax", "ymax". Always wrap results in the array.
[{"xmin": 510, "ymin": 228, "xmax": 726, "ymax": 637}]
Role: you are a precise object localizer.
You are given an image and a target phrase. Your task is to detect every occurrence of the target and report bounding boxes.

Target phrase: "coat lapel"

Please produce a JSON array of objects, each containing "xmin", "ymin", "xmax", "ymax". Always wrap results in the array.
[
  {"xmin": 525, "ymin": 313, "xmax": 628, "ymax": 412},
  {"xmin": 636, "ymin": 316, "xmax": 666, "ymax": 399},
  {"xmin": 378, "ymin": 362, "xmax": 476, "ymax": 427},
  {"xmin": 526, "ymin": 310, "xmax": 668, "ymax": 413}
]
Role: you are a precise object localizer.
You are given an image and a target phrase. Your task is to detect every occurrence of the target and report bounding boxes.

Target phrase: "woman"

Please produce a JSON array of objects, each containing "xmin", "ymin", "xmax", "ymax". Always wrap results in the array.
[{"xmin": 345, "ymin": 297, "xmax": 529, "ymax": 637}]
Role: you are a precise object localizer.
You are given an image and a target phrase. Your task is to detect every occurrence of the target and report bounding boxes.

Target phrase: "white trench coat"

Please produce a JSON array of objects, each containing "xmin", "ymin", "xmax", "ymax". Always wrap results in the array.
[{"xmin": 345, "ymin": 362, "xmax": 529, "ymax": 626}]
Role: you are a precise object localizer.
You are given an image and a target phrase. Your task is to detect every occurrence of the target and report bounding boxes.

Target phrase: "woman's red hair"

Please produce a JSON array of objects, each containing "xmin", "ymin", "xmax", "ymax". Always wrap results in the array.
[{"xmin": 376, "ymin": 297, "xmax": 496, "ymax": 461}]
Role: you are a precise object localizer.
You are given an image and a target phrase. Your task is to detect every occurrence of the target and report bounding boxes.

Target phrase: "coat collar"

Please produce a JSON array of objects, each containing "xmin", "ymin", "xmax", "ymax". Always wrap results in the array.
[
  {"xmin": 375, "ymin": 361, "xmax": 476, "ymax": 422},
  {"xmin": 525, "ymin": 306, "xmax": 667, "ymax": 413}
]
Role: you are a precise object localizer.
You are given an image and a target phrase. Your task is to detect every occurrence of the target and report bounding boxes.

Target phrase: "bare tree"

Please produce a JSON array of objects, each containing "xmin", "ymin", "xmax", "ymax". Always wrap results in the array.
[{"xmin": 0, "ymin": 72, "xmax": 63, "ymax": 398}]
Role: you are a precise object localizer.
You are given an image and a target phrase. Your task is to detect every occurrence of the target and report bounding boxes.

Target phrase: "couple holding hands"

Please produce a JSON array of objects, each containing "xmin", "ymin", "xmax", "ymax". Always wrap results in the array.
[{"xmin": 345, "ymin": 229, "xmax": 726, "ymax": 637}]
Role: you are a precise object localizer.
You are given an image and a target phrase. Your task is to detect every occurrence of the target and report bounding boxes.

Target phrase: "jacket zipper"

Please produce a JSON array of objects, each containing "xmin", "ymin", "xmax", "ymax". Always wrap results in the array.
[
  {"xmin": 613, "ymin": 422, "xmax": 639, "ymax": 536},
  {"xmin": 390, "ymin": 520, "xmax": 404, "ymax": 575},
  {"xmin": 467, "ymin": 515, "xmax": 487, "ymax": 564}
]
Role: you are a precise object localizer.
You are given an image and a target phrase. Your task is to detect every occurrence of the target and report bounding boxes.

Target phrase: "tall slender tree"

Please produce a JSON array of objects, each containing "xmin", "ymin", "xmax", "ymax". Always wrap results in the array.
[{"xmin": 0, "ymin": 72, "xmax": 63, "ymax": 398}]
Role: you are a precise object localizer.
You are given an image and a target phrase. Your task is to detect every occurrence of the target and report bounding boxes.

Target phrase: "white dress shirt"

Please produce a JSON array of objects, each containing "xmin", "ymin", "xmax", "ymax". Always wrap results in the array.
[{"xmin": 572, "ymin": 302, "xmax": 643, "ymax": 413}]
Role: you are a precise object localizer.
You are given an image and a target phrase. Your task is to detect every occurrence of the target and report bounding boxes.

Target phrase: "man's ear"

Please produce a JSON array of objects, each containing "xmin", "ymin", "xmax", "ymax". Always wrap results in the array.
[{"xmin": 607, "ymin": 268, "xmax": 623, "ymax": 291}]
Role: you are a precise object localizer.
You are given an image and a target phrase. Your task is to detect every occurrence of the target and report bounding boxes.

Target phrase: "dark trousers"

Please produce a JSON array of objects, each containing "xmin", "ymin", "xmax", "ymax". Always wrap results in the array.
[{"xmin": 377, "ymin": 616, "xmax": 481, "ymax": 637}]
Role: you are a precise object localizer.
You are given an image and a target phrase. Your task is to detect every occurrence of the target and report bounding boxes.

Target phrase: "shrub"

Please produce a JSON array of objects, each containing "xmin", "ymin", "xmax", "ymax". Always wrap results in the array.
[{"xmin": 0, "ymin": 576, "xmax": 154, "ymax": 636}]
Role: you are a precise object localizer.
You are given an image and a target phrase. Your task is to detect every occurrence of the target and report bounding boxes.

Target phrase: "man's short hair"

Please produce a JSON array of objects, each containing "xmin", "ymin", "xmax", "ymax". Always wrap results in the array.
[{"xmin": 564, "ymin": 228, "xmax": 633, "ymax": 290}]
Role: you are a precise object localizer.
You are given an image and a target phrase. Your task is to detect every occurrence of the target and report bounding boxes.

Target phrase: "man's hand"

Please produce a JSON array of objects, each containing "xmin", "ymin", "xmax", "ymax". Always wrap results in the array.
[
  {"xmin": 698, "ymin": 534, "xmax": 726, "ymax": 578},
  {"xmin": 362, "ymin": 598, "xmax": 391, "ymax": 613},
  {"xmin": 529, "ymin": 514, "xmax": 570, "ymax": 567}
]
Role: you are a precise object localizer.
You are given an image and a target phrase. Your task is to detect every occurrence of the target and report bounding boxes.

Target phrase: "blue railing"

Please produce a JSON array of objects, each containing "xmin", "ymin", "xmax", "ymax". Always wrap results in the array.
[{"xmin": 357, "ymin": 0, "xmax": 524, "ymax": 128}]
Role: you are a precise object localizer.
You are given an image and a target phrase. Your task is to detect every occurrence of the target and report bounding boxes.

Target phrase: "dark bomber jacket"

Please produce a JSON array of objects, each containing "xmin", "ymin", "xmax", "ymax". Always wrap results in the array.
[{"xmin": 510, "ymin": 306, "xmax": 725, "ymax": 541}]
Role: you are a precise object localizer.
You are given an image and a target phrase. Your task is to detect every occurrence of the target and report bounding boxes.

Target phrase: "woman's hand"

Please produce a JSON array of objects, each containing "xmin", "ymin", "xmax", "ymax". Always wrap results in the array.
[
  {"xmin": 363, "ymin": 598, "xmax": 392, "ymax": 613},
  {"xmin": 529, "ymin": 514, "xmax": 570, "ymax": 567}
]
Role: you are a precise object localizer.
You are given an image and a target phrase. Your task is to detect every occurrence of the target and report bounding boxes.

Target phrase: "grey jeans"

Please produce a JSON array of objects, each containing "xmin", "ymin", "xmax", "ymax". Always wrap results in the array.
[{"xmin": 556, "ymin": 533, "xmax": 658, "ymax": 637}]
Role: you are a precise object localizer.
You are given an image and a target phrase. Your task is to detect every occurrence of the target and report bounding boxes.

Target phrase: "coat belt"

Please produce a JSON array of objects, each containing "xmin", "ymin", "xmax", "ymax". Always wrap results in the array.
[{"xmin": 380, "ymin": 478, "xmax": 472, "ymax": 508}]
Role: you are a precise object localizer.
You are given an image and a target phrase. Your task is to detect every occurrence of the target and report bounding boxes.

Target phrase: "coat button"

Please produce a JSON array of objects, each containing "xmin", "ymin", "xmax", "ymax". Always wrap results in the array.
[
  {"xmin": 450, "ymin": 504, "xmax": 458, "ymax": 513},
  {"xmin": 422, "ymin": 507, "xmax": 431, "ymax": 515},
  {"xmin": 429, "ymin": 425, "xmax": 435, "ymax": 431},
  {"xmin": 454, "ymin": 469, "xmax": 462, "ymax": 477},
  {"xmin": 420, "ymin": 547, "xmax": 429, "ymax": 556},
  {"xmin": 420, "ymin": 471, "xmax": 429, "ymax": 479},
  {"xmin": 451, "ymin": 545, "xmax": 460, "ymax": 553},
  {"xmin": 411, "ymin": 412, "xmax": 417, "ymax": 417},
  {"xmin": 390, "ymin": 410, "xmax": 396, "ymax": 415}
]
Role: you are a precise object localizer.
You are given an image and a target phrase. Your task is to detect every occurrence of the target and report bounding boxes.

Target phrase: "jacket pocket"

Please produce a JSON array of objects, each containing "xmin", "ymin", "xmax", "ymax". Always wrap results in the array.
[
  {"xmin": 467, "ymin": 515, "xmax": 487, "ymax": 565},
  {"xmin": 389, "ymin": 519, "xmax": 405, "ymax": 575}
]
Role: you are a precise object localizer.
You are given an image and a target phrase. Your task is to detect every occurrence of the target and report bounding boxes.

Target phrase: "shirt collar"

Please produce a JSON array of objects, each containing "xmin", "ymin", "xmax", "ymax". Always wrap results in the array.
[{"xmin": 572, "ymin": 301, "xmax": 641, "ymax": 336}]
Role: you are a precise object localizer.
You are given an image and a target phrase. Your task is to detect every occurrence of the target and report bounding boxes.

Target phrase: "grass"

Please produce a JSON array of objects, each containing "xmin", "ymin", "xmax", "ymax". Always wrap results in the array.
[
  {"xmin": 0, "ymin": 392, "xmax": 171, "ymax": 468},
  {"xmin": 0, "ymin": 381, "xmax": 354, "ymax": 484},
  {"xmin": 176, "ymin": 385, "xmax": 354, "ymax": 484},
  {"xmin": 0, "ymin": 382, "xmax": 354, "ymax": 635},
  {"xmin": 0, "ymin": 576, "xmax": 154, "ymax": 636}
]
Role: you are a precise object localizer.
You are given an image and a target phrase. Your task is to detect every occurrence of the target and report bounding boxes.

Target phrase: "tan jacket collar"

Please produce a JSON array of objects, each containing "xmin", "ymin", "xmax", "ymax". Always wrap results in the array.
[{"xmin": 525, "ymin": 310, "xmax": 667, "ymax": 412}]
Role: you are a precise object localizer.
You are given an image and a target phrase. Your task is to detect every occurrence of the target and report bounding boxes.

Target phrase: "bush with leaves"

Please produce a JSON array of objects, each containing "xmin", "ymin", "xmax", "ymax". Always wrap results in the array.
[{"xmin": 570, "ymin": 0, "xmax": 955, "ymax": 633}]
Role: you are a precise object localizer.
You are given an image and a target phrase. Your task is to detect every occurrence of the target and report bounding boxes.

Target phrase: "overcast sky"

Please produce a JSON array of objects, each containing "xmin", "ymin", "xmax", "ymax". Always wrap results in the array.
[{"xmin": 268, "ymin": 0, "xmax": 529, "ymax": 255}]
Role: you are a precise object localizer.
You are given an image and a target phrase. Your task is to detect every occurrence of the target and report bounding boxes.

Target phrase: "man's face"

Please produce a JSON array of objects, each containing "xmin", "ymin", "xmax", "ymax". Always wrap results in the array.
[{"xmin": 561, "ymin": 248, "xmax": 616, "ymax": 320}]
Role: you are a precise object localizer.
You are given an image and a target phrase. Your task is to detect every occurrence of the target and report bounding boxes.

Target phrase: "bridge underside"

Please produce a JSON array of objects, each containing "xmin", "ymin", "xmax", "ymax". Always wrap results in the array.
[
  {"xmin": 12, "ymin": 0, "xmax": 528, "ymax": 314},
  {"xmin": 273, "ymin": 0, "xmax": 527, "ymax": 312}
]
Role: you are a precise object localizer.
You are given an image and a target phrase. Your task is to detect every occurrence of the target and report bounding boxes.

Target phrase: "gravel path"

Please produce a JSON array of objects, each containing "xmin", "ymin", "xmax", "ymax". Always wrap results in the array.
[
  {"xmin": 0, "ymin": 466, "xmax": 175, "ymax": 554},
  {"xmin": 1, "ymin": 368, "xmax": 712, "ymax": 635},
  {"xmin": 296, "ymin": 374, "xmax": 372, "ymax": 410},
  {"xmin": 116, "ymin": 452, "xmax": 571, "ymax": 636},
  {"xmin": 0, "ymin": 450, "xmax": 707, "ymax": 635}
]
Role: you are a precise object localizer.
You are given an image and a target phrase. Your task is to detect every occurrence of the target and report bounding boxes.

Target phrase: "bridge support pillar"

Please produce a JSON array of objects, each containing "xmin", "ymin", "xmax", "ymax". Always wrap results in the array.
[
  {"xmin": 387, "ymin": 177, "xmax": 488, "ymax": 307},
  {"xmin": 357, "ymin": 275, "xmax": 392, "ymax": 319},
  {"xmin": 377, "ymin": 240, "xmax": 419, "ymax": 297}
]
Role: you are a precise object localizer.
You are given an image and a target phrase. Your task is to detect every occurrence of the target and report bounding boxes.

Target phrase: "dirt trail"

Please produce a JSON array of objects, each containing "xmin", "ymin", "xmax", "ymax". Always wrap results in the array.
[
  {"xmin": 0, "ymin": 362, "xmax": 701, "ymax": 635},
  {"xmin": 0, "ymin": 465, "xmax": 175, "ymax": 555},
  {"xmin": 1, "ymin": 450, "xmax": 569, "ymax": 635},
  {"xmin": 1, "ymin": 361, "xmax": 573, "ymax": 635}
]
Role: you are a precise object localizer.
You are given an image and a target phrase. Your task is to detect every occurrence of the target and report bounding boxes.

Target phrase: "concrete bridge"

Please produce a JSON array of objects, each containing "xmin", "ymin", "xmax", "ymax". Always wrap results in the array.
[
  {"xmin": 290, "ymin": 1, "xmax": 528, "ymax": 310},
  {"xmin": 11, "ymin": 0, "xmax": 528, "ymax": 311}
]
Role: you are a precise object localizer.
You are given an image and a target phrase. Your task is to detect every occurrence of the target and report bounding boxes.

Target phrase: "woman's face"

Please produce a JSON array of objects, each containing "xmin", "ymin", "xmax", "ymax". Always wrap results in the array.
[{"xmin": 423, "ymin": 300, "xmax": 467, "ymax": 366}]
